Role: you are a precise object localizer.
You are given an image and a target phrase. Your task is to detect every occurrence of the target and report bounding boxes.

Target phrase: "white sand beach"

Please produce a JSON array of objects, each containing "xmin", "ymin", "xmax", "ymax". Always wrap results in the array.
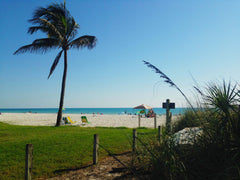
[{"xmin": 0, "ymin": 113, "xmax": 179, "ymax": 128}]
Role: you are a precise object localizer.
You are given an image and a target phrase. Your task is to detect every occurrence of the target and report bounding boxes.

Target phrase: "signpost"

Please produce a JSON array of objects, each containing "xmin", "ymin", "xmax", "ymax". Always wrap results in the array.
[{"xmin": 162, "ymin": 99, "xmax": 175, "ymax": 134}]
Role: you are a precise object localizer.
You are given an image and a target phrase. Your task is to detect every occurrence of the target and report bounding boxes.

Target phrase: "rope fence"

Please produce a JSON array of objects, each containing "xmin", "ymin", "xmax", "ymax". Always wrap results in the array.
[{"xmin": 24, "ymin": 126, "xmax": 161, "ymax": 179}]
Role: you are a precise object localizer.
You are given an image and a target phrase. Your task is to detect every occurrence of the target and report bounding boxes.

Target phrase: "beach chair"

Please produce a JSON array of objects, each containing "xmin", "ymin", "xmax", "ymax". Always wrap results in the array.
[
  {"xmin": 67, "ymin": 116, "xmax": 76, "ymax": 124},
  {"xmin": 63, "ymin": 117, "xmax": 70, "ymax": 124},
  {"xmin": 81, "ymin": 116, "xmax": 89, "ymax": 124}
]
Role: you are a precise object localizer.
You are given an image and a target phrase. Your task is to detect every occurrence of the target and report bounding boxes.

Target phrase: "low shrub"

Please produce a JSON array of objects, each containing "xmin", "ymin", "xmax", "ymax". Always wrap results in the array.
[{"xmin": 172, "ymin": 109, "xmax": 203, "ymax": 133}]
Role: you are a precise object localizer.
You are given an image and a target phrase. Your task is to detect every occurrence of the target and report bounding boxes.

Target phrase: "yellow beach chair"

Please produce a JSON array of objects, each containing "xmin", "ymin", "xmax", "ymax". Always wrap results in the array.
[
  {"xmin": 67, "ymin": 116, "xmax": 76, "ymax": 124},
  {"xmin": 81, "ymin": 116, "xmax": 89, "ymax": 124}
]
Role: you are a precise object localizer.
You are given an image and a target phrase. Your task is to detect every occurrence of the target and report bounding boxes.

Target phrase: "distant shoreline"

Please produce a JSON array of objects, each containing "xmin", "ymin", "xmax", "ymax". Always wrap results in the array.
[
  {"xmin": 0, "ymin": 113, "xmax": 180, "ymax": 128},
  {"xmin": 0, "ymin": 107, "xmax": 187, "ymax": 115}
]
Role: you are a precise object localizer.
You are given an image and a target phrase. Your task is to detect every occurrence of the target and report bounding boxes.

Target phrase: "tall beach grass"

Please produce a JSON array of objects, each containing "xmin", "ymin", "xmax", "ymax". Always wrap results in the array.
[{"xmin": 131, "ymin": 61, "xmax": 240, "ymax": 179}]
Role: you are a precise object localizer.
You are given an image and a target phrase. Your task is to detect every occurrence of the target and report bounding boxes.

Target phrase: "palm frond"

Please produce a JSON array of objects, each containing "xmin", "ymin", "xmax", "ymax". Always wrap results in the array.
[
  {"xmin": 69, "ymin": 35, "xmax": 97, "ymax": 49},
  {"xmin": 48, "ymin": 50, "xmax": 63, "ymax": 79},
  {"xmin": 35, "ymin": 18, "xmax": 64, "ymax": 40},
  {"xmin": 30, "ymin": 4, "xmax": 66, "ymax": 24},
  {"xmin": 19, "ymin": 2, "xmax": 95, "ymax": 53},
  {"xmin": 13, "ymin": 38, "xmax": 58, "ymax": 55},
  {"xmin": 31, "ymin": 7, "xmax": 49, "ymax": 20},
  {"xmin": 28, "ymin": 25, "xmax": 61, "ymax": 38},
  {"xmin": 29, "ymin": 4, "xmax": 68, "ymax": 39},
  {"xmin": 28, "ymin": 26, "xmax": 46, "ymax": 34},
  {"xmin": 47, "ymin": 3, "xmax": 68, "ymax": 19},
  {"xmin": 204, "ymin": 81, "xmax": 239, "ymax": 113},
  {"xmin": 66, "ymin": 17, "xmax": 79, "ymax": 41},
  {"xmin": 32, "ymin": 38, "xmax": 58, "ymax": 45}
]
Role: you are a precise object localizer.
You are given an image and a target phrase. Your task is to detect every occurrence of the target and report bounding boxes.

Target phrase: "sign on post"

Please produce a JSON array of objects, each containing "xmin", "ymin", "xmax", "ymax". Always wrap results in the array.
[
  {"xmin": 162, "ymin": 102, "xmax": 175, "ymax": 109},
  {"xmin": 162, "ymin": 99, "xmax": 175, "ymax": 134}
]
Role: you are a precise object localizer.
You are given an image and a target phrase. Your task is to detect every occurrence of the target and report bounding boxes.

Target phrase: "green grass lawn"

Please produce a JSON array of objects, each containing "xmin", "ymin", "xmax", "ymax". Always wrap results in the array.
[{"xmin": 0, "ymin": 122, "xmax": 156, "ymax": 179}]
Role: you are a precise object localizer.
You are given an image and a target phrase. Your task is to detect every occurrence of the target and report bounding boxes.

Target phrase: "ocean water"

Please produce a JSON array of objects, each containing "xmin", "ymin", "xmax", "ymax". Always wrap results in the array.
[{"xmin": 0, "ymin": 108, "xmax": 189, "ymax": 115}]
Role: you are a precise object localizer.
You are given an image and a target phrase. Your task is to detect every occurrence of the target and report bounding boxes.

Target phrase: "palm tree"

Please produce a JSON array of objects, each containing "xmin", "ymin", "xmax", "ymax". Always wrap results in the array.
[{"xmin": 14, "ymin": 2, "xmax": 97, "ymax": 126}]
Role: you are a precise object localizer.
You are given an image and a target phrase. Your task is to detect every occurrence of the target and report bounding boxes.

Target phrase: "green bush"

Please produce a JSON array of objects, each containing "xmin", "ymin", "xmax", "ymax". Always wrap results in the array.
[
  {"xmin": 143, "ymin": 61, "xmax": 240, "ymax": 179},
  {"xmin": 172, "ymin": 109, "xmax": 203, "ymax": 133},
  {"xmin": 131, "ymin": 80, "xmax": 240, "ymax": 179}
]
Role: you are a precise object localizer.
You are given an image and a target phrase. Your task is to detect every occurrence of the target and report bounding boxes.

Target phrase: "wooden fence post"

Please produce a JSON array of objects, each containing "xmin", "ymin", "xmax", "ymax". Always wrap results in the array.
[
  {"xmin": 154, "ymin": 113, "xmax": 157, "ymax": 129},
  {"xmin": 157, "ymin": 126, "xmax": 161, "ymax": 143},
  {"xmin": 238, "ymin": 105, "xmax": 240, "ymax": 121},
  {"xmin": 133, "ymin": 129, "xmax": 137, "ymax": 154},
  {"xmin": 25, "ymin": 144, "xmax": 33, "ymax": 180},
  {"xmin": 138, "ymin": 114, "xmax": 141, "ymax": 128},
  {"xmin": 93, "ymin": 134, "xmax": 99, "ymax": 165},
  {"xmin": 166, "ymin": 99, "xmax": 171, "ymax": 133}
]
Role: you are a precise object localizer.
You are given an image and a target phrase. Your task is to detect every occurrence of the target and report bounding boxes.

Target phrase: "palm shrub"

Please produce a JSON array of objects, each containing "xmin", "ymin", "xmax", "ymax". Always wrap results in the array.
[
  {"xmin": 195, "ymin": 81, "xmax": 240, "ymax": 178},
  {"xmin": 198, "ymin": 81, "xmax": 240, "ymax": 145}
]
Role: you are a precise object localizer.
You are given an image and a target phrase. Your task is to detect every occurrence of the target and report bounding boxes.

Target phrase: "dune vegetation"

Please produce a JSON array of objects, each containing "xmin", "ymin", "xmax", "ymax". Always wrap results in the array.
[{"xmin": 130, "ymin": 62, "xmax": 240, "ymax": 179}]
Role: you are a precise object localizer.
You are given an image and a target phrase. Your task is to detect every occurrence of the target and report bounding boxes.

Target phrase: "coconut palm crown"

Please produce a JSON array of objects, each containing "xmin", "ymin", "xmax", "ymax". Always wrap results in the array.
[{"xmin": 14, "ymin": 2, "xmax": 97, "ymax": 126}]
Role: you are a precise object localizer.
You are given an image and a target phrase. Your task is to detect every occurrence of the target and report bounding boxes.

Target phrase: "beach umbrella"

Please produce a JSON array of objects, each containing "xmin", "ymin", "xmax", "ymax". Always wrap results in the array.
[{"xmin": 133, "ymin": 104, "xmax": 153, "ymax": 109}]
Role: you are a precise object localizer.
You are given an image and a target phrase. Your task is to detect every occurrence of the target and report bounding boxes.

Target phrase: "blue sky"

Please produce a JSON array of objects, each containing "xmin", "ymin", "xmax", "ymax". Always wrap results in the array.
[{"xmin": 0, "ymin": 0, "xmax": 240, "ymax": 108}]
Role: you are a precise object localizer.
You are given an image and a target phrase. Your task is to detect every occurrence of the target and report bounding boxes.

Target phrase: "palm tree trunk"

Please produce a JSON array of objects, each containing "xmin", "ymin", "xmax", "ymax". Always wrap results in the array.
[{"xmin": 56, "ymin": 49, "xmax": 68, "ymax": 126}]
